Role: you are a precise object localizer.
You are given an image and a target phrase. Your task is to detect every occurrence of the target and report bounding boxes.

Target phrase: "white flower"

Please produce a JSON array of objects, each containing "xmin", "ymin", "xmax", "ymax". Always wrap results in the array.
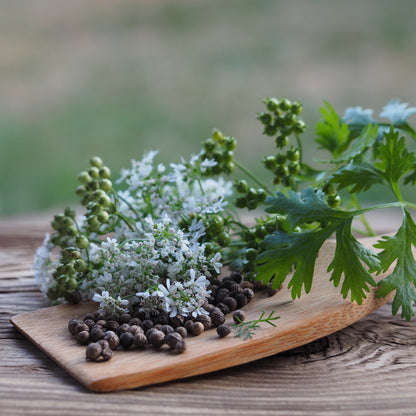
[
  {"xmin": 210, "ymin": 252, "xmax": 222, "ymax": 274},
  {"xmin": 92, "ymin": 290, "xmax": 129, "ymax": 314}
]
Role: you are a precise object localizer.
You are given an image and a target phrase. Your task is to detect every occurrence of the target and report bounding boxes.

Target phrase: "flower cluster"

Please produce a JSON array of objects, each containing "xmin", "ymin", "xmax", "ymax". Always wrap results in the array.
[{"xmin": 34, "ymin": 146, "xmax": 232, "ymax": 318}]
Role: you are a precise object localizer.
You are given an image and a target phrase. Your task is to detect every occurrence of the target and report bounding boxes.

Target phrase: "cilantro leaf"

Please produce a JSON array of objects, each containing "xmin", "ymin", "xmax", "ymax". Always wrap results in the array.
[
  {"xmin": 334, "ymin": 123, "xmax": 379, "ymax": 162},
  {"xmin": 375, "ymin": 209, "xmax": 416, "ymax": 321},
  {"xmin": 259, "ymin": 188, "xmax": 379, "ymax": 302},
  {"xmin": 315, "ymin": 101, "xmax": 350, "ymax": 159},
  {"xmin": 328, "ymin": 218, "xmax": 379, "ymax": 304},
  {"xmin": 376, "ymin": 127, "xmax": 416, "ymax": 196},
  {"xmin": 265, "ymin": 188, "xmax": 350, "ymax": 231},
  {"xmin": 331, "ymin": 161, "xmax": 385, "ymax": 194},
  {"xmin": 256, "ymin": 227, "xmax": 334, "ymax": 297}
]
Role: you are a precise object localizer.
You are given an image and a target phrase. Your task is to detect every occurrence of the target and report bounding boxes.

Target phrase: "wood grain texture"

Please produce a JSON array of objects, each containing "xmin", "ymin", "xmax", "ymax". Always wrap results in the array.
[{"xmin": 1, "ymin": 214, "xmax": 416, "ymax": 415}]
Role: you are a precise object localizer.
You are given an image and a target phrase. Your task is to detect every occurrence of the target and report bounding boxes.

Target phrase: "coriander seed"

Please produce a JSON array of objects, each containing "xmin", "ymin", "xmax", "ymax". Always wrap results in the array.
[
  {"xmin": 191, "ymin": 321, "xmax": 204, "ymax": 336},
  {"xmin": 217, "ymin": 324, "xmax": 231, "ymax": 338},
  {"xmin": 233, "ymin": 310, "xmax": 247, "ymax": 323}
]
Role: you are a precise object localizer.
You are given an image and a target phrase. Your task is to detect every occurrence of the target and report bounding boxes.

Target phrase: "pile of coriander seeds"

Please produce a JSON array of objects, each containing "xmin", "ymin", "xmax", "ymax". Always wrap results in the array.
[{"xmin": 67, "ymin": 272, "xmax": 276, "ymax": 361}]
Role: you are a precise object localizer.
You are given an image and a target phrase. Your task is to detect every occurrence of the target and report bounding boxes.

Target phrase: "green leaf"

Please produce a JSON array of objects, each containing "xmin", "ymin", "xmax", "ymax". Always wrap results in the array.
[
  {"xmin": 328, "ymin": 218, "xmax": 379, "ymax": 304},
  {"xmin": 331, "ymin": 161, "xmax": 385, "ymax": 194},
  {"xmin": 334, "ymin": 123, "xmax": 379, "ymax": 162},
  {"xmin": 315, "ymin": 101, "xmax": 350, "ymax": 158},
  {"xmin": 376, "ymin": 127, "xmax": 416, "ymax": 190},
  {"xmin": 265, "ymin": 188, "xmax": 350, "ymax": 231},
  {"xmin": 375, "ymin": 209, "xmax": 416, "ymax": 320},
  {"xmin": 256, "ymin": 228, "xmax": 333, "ymax": 297}
]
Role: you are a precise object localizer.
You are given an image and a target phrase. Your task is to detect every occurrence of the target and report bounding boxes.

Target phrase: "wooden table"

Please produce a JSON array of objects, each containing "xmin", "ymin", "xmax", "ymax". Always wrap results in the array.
[{"xmin": 1, "ymin": 214, "xmax": 416, "ymax": 415}]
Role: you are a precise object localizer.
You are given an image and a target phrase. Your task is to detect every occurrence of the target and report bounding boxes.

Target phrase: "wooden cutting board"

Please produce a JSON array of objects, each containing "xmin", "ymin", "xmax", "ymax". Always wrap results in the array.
[{"xmin": 11, "ymin": 236, "xmax": 395, "ymax": 392}]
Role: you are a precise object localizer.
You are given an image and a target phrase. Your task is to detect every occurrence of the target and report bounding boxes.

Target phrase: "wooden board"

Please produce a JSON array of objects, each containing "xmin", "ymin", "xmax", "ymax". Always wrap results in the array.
[{"xmin": 10, "ymin": 236, "xmax": 395, "ymax": 392}]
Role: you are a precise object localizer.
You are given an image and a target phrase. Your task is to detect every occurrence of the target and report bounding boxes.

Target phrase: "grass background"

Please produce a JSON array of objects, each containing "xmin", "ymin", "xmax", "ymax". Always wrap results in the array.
[{"xmin": 1, "ymin": 0, "xmax": 416, "ymax": 216}]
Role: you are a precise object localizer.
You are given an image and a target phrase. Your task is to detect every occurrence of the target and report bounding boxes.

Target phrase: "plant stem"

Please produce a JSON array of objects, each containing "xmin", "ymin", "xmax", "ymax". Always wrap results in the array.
[{"xmin": 234, "ymin": 160, "xmax": 274, "ymax": 196}]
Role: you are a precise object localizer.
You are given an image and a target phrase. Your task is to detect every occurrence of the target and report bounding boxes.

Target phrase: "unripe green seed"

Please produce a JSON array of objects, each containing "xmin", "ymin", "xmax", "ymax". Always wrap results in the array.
[
  {"xmin": 78, "ymin": 171, "xmax": 91, "ymax": 185},
  {"xmin": 288, "ymin": 162, "xmax": 300, "ymax": 175},
  {"xmin": 286, "ymin": 147, "xmax": 300, "ymax": 162},
  {"xmin": 64, "ymin": 207, "xmax": 76, "ymax": 219},
  {"xmin": 263, "ymin": 156, "xmax": 276, "ymax": 170},
  {"xmin": 327, "ymin": 194, "xmax": 341, "ymax": 208},
  {"xmin": 97, "ymin": 210, "xmax": 109, "ymax": 223},
  {"xmin": 212, "ymin": 129, "xmax": 223, "ymax": 142},
  {"xmin": 257, "ymin": 112, "xmax": 273, "ymax": 125},
  {"xmin": 245, "ymin": 248, "xmax": 258, "ymax": 261},
  {"xmin": 99, "ymin": 179, "xmax": 113, "ymax": 192},
  {"xmin": 235, "ymin": 179, "xmax": 249, "ymax": 194},
  {"xmin": 88, "ymin": 166, "xmax": 100, "ymax": 179},
  {"xmin": 265, "ymin": 98, "xmax": 279, "ymax": 112},
  {"xmin": 75, "ymin": 185, "xmax": 86, "ymax": 196},
  {"xmin": 275, "ymin": 135, "xmax": 289, "ymax": 148},
  {"xmin": 99, "ymin": 166, "xmax": 111, "ymax": 179},
  {"xmin": 203, "ymin": 137, "xmax": 216, "ymax": 152},
  {"xmin": 98, "ymin": 194, "xmax": 112, "ymax": 208},
  {"xmin": 279, "ymin": 98, "xmax": 292, "ymax": 111},
  {"xmin": 75, "ymin": 235, "xmax": 89, "ymax": 249},
  {"xmin": 74, "ymin": 259, "xmax": 88, "ymax": 272},
  {"xmin": 90, "ymin": 156, "xmax": 103, "ymax": 168},
  {"xmin": 67, "ymin": 277, "xmax": 78, "ymax": 291}
]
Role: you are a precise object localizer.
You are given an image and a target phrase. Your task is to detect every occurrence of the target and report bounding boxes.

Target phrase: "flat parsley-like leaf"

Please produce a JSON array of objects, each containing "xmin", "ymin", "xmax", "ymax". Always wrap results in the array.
[
  {"xmin": 315, "ymin": 101, "xmax": 350, "ymax": 159},
  {"xmin": 331, "ymin": 161, "xmax": 385, "ymax": 194},
  {"xmin": 376, "ymin": 127, "xmax": 416, "ymax": 193},
  {"xmin": 257, "ymin": 188, "xmax": 380, "ymax": 302},
  {"xmin": 375, "ymin": 209, "xmax": 416, "ymax": 321}
]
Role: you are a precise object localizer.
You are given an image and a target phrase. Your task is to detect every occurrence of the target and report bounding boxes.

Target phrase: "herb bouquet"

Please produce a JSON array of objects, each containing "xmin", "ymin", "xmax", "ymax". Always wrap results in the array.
[{"xmin": 34, "ymin": 97, "xmax": 416, "ymax": 358}]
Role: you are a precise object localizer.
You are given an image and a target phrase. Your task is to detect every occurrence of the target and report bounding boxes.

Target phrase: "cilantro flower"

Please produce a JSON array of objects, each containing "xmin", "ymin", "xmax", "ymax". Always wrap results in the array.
[
  {"xmin": 92, "ymin": 290, "xmax": 129, "ymax": 314},
  {"xmin": 342, "ymin": 106, "xmax": 374, "ymax": 125},
  {"xmin": 379, "ymin": 99, "xmax": 416, "ymax": 124}
]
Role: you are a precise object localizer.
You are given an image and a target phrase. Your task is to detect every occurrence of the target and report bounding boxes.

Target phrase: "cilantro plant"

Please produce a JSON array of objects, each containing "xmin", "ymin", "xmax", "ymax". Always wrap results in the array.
[{"xmin": 34, "ymin": 97, "xmax": 416, "ymax": 321}]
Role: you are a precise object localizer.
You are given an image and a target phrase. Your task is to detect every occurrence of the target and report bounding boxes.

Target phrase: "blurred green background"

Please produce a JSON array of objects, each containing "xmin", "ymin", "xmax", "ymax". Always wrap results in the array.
[{"xmin": 1, "ymin": 0, "xmax": 416, "ymax": 216}]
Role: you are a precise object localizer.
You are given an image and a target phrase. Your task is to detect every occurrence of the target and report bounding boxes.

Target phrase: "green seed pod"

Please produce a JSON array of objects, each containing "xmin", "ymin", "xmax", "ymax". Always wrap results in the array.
[
  {"xmin": 212, "ymin": 129, "xmax": 223, "ymax": 142},
  {"xmin": 245, "ymin": 248, "xmax": 258, "ymax": 261},
  {"xmin": 75, "ymin": 235, "xmax": 89, "ymax": 249},
  {"xmin": 257, "ymin": 188, "xmax": 267, "ymax": 202},
  {"xmin": 75, "ymin": 185, "xmax": 86, "ymax": 197},
  {"xmin": 288, "ymin": 162, "xmax": 300, "ymax": 175},
  {"xmin": 97, "ymin": 210, "xmax": 109, "ymax": 224},
  {"xmin": 263, "ymin": 156, "xmax": 276, "ymax": 170},
  {"xmin": 98, "ymin": 194, "xmax": 112, "ymax": 208},
  {"xmin": 218, "ymin": 231, "xmax": 231, "ymax": 247},
  {"xmin": 67, "ymin": 277, "xmax": 78, "ymax": 291},
  {"xmin": 99, "ymin": 166, "xmax": 111, "ymax": 179},
  {"xmin": 279, "ymin": 98, "xmax": 292, "ymax": 111},
  {"xmin": 87, "ymin": 215, "xmax": 101, "ymax": 232},
  {"xmin": 275, "ymin": 135, "xmax": 289, "ymax": 148},
  {"xmin": 327, "ymin": 194, "xmax": 341, "ymax": 208},
  {"xmin": 274, "ymin": 165, "xmax": 289, "ymax": 177},
  {"xmin": 64, "ymin": 207, "xmax": 76, "ymax": 219},
  {"xmin": 203, "ymin": 137, "xmax": 216, "ymax": 152},
  {"xmin": 224, "ymin": 136, "xmax": 237, "ymax": 151},
  {"xmin": 90, "ymin": 156, "xmax": 103, "ymax": 168},
  {"xmin": 99, "ymin": 179, "xmax": 112, "ymax": 192},
  {"xmin": 88, "ymin": 166, "xmax": 100, "ymax": 179},
  {"xmin": 291, "ymin": 101, "xmax": 303, "ymax": 115},
  {"xmin": 257, "ymin": 112, "xmax": 273, "ymax": 125},
  {"xmin": 286, "ymin": 147, "xmax": 300, "ymax": 162},
  {"xmin": 235, "ymin": 179, "xmax": 249, "ymax": 194},
  {"xmin": 264, "ymin": 124, "xmax": 278, "ymax": 137},
  {"xmin": 282, "ymin": 175, "xmax": 294, "ymax": 187},
  {"xmin": 265, "ymin": 98, "xmax": 279, "ymax": 112},
  {"xmin": 78, "ymin": 171, "xmax": 91, "ymax": 185},
  {"xmin": 74, "ymin": 259, "xmax": 88, "ymax": 272},
  {"xmin": 294, "ymin": 120, "xmax": 306, "ymax": 133}
]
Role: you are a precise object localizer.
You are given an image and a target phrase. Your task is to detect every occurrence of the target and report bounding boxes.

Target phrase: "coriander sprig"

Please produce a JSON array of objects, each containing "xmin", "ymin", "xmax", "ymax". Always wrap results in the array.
[{"xmin": 233, "ymin": 310, "xmax": 280, "ymax": 340}]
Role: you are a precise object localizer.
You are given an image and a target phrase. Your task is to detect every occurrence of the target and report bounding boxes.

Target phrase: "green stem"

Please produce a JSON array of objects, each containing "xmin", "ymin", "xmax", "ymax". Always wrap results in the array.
[
  {"xmin": 350, "ymin": 193, "xmax": 376, "ymax": 236},
  {"xmin": 116, "ymin": 212, "xmax": 136, "ymax": 232},
  {"xmin": 295, "ymin": 133, "xmax": 303, "ymax": 165},
  {"xmin": 234, "ymin": 160, "xmax": 274, "ymax": 196}
]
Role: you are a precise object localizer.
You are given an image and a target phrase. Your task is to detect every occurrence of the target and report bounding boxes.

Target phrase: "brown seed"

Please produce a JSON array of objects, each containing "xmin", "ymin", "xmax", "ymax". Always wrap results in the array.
[
  {"xmin": 93, "ymin": 311, "xmax": 106, "ymax": 321},
  {"xmin": 175, "ymin": 326, "xmax": 187, "ymax": 339},
  {"xmin": 150, "ymin": 329, "xmax": 165, "ymax": 349},
  {"xmin": 210, "ymin": 308, "xmax": 226, "ymax": 327},
  {"xmin": 191, "ymin": 321, "xmax": 204, "ymax": 336},
  {"xmin": 83, "ymin": 318, "xmax": 95, "ymax": 329},
  {"xmin": 119, "ymin": 313, "xmax": 132, "ymax": 324},
  {"xmin": 129, "ymin": 317, "xmax": 142, "ymax": 326},
  {"xmin": 101, "ymin": 348, "xmax": 113, "ymax": 361},
  {"xmin": 75, "ymin": 322, "xmax": 89, "ymax": 335},
  {"xmin": 95, "ymin": 319, "xmax": 107, "ymax": 327},
  {"xmin": 128, "ymin": 325, "xmax": 143, "ymax": 336},
  {"xmin": 105, "ymin": 320, "xmax": 120, "ymax": 332},
  {"xmin": 169, "ymin": 315, "xmax": 185, "ymax": 328},
  {"xmin": 235, "ymin": 293, "xmax": 248, "ymax": 308},
  {"xmin": 83, "ymin": 313, "xmax": 95, "ymax": 322},
  {"xmin": 175, "ymin": 340, "xmax": 186, "ymax": 354},
  {"xmin": 85, "ymin": 342, "xmax": 102, "ymax": 361},
  {"xmin": 90, "ymin": 326, "xmax": 105, "ymax": 342},
  {"xmin": 242, "ymin": 287, "xmax": 254, "ymax": 301},
  {"xmin": 184, "ymin": 320, "xmax": 194, "ymax": 334},
  {"xmin": 133, "ymin": 333, "xmax": 147, "ymax": 348},
  {"xmin": 195, "ymin": 314, "xmax": 212, "ymax": 330},
  {"xmin": 77, "ymin": 330, "xmax": 90, "ymax": 345},
  {"xmin": 141, "ymin": 319, "xmax": 154, "ymax": 332},
  {"xmin": 223, "ymin": 296, "xmax": 237, "ymax": 312},
  {"xmin": 165, "ymin": 332, "xmax": 183, "ymax": 349},
  {"xmin": 103, "ymin": 331, "xmax": 119, "ymax": 350},
  {"xmin": 267, "ymin": 282, "xmax": 279, "ymax": 297},
  {"xmin": 215, "ymin": 288, "xmax": 229, "ymax": 303},
  {"xmin": 230, "ymin": 272, "xmax": 243, "ymax": 283},
  {"xmin": 117, "ymin": 323, "xmax": 131, "ymax": 335},
  {"xmin": 240, "ymin": 281, "xmax": 254, "ymax": 290},
  {"xmin": 160, "ymin": 324, "xmax": 174, "ymax": 335},
  {"xmin": 233, "ymin": 310, "xmax": 247, "ymax": 323},
  {"xmin": 119, "ymin": 332, "xmax": 134, "ymax": 349},
  {"xmin": 216, "ymin": 324, "xmax": 231, "ymax": 338},
  {"xmin": 215, "ymin": 302, "xmax": 230, "ymax": 316},
  {"xmin": 68, "ymin": 318, "xmax": 81, "ymax": 335}
]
